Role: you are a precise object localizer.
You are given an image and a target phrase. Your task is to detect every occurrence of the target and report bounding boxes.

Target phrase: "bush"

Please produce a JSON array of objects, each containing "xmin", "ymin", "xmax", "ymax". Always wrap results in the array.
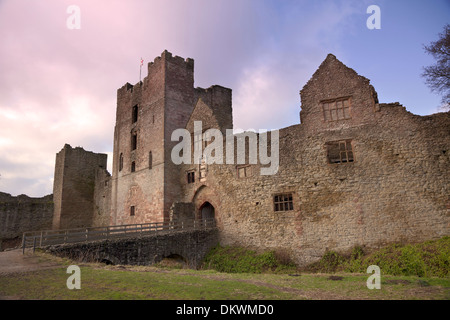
[{"xmin": 202, "ymin": 245, "xmax": 296, "ymax": 273}]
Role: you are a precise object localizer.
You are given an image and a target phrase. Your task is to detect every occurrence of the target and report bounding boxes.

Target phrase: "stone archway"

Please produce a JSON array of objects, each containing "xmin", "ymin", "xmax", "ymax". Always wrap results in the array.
[
  {"xmin": 191, "ymin": 185, "xmax": 220, "ymax": 225},
  {"xmin": 199, "ymin": 201, "xmax": 215, "ymax": 220}
]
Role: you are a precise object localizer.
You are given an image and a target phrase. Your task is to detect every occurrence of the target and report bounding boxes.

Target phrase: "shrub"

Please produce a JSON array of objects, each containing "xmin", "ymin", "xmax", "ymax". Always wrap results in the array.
[
  {"xmin": 308, "ymin": 237, "xmax": 449, "ymax": 277},
  {"xmin": 202, "ymin": 245, "xmax": 296, "ymax": 273}
]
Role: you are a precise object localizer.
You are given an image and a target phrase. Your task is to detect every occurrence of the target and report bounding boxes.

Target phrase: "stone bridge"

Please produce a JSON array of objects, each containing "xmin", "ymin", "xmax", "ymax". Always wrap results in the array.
[
  {"xmin": 22, "ymin": 219, "xmax": 219, "ymax": 269},
  {"xmin": 45, "ymin": 228, "xmax": 218, "ymax": 269}
]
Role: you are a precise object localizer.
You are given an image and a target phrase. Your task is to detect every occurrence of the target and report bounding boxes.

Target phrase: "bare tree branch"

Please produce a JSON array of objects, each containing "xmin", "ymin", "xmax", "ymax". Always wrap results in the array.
[{"xmin": 422, "ymin": 24, "xmax": 450, "ymax": 111}]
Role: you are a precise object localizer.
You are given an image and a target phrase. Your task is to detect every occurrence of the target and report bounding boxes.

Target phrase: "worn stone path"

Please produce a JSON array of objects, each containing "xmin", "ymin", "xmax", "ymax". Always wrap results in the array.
[{"xmin": 0, "ymin": 249, "xmax": 63, "ymax": 275}]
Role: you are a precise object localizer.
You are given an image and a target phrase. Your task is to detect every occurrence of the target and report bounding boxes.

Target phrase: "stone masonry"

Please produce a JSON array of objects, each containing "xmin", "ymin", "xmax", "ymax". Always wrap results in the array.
[
  {"xmin": 8, "ymin": 50, "xmax": 448, "ymax": 265},
  {"xmin": 0, "ymin": 192, "xmax": 53, "ymax": 250},
  {"xmin": 47, "ymin": 228, "xmax": 218, "ymax": 269},
  {"xmin": 53, "ymin": 144, "xmax": 109, "ymax": 230}
]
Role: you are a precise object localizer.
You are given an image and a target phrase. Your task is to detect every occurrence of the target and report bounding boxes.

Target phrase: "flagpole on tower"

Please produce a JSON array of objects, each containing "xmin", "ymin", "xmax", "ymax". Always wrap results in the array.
[{"xmin": 139, "ymin": 57, "xmax": 143, "ymax": 83}]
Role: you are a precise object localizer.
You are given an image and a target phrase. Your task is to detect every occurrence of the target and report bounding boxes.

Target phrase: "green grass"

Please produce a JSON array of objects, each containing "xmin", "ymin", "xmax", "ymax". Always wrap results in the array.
[
  {"xmin": 0, "ymin": 237, "xmax": 448, "ymax": 300},
  {"xmin": 1, "ymin": 261, "xmax": 448, "ymax": 300}
]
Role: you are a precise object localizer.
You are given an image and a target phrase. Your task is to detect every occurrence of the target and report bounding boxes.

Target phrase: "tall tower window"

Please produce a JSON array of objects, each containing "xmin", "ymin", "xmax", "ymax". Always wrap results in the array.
[
  {"xmin": 119, "ymin": 153, "xmax": 123, "ymax": 171},
  {"xmin": 149, "ymin": 151, "xmax": 152, "ymax": 169},
  {"xmin": 131, "ymin": 161, "xmax": 136, "ymax": 172},
  {"xmin": 132, "ymin": 105, "xmax": 138, "ymax": 123},
  {"xmin": 130, "ymin": 206, "xmax": 135, "ymax": 216},
  {"xmin": 131, "ymin": 133, "xmax": 137, "ymax": 150}
]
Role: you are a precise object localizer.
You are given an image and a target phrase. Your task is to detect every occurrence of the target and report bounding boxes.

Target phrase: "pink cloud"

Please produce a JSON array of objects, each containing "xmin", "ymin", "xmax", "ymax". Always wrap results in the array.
[{"xmin": 0, "ymin": 0, "xmax": 364, "ymax": 196}]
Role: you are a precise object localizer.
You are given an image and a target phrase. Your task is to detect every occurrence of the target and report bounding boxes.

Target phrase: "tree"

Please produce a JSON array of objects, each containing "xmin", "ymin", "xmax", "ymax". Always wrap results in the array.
[{"xmin": 422, "ymin": 24, "xmax": 450, "ymax": 111}]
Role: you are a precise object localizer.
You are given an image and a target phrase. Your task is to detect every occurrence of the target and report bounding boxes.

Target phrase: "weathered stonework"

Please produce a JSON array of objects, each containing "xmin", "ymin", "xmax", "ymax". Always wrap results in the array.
[
  {"xmin": 0, "ymin": 192, "xmax": 53, "ymax": 250},
  {"xmin": 47, "ymin": 229, "xmax": 219, "ymax": 269},
  {"xmin": 52, "ymin": 144, "xmax": 108, "ymax": 229},
  {"xmin": 31, "ymin": 51, "xmax": 450, "ymax": 266}
]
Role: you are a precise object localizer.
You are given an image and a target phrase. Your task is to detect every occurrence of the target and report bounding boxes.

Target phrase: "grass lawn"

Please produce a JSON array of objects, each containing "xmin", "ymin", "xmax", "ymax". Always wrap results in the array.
[{"xmin": 0, "ymin": 252, "xmax": 448, "ymax": 300}]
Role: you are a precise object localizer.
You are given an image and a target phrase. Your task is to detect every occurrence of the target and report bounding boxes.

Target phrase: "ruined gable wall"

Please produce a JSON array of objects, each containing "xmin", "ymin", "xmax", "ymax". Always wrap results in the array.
[
  {"xmin": 194, "ymin": 85, "xmax": 232, "ymax": 135},
  {"xmin": 177, "ymin": 54, "xmax": 449, "ymax": 266},
  {"xmin": 186, "ymin": 108, "xmax": 449, "ymax": 267}
]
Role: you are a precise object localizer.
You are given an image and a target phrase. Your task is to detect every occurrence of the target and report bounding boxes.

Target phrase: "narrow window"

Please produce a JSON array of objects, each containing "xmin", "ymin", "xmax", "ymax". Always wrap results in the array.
[
  {"xmin": 274, "ymin": 193, "xmax": 294, "ymax": 212},
  {"xmin": 149, "ymin": 151, "xmax": 152, "ymax": 169},
  {"xmin": 119, "ymin": 153, "xmax": 123, "ymax": 171},
  {"xmin": 327, "ymin": 140, "xmax": 354, "ymax": 164},
  {"xmin": 130, "ymin": 206, "xmax": 135, "ymax": 216},
  {"xmin": 131, "ymin": 133, "xmax": 137, "ymax": 150},
  {"xmin": 187, "ymin": 171, "xmax": 195, "ymax": 184},
  {"xmin": 131, "ymin": 161, "xmax": 136, "ymax": 172},
  {"xmin": 132, "ymin": 105, "xmax": 138, "ymax": 123}
]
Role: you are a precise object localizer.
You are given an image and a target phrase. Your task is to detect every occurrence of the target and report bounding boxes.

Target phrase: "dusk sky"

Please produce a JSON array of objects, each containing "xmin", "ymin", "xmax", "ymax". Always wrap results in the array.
[{"xmin": 0, "ymin": 0, "xmax": 449, "ymax": 197}]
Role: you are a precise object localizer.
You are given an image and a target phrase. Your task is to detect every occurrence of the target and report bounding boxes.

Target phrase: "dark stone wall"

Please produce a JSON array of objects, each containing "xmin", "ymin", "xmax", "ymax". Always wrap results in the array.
[{"xmin": 0, "ymin": 192, "xmax": 53, "ymax": 250}]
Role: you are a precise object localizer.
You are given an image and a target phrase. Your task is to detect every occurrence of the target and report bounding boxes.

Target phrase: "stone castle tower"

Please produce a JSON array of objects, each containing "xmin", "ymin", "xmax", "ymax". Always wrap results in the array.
[
  {"xmin": 110, "ymin": 50, "xmax": 232, "ymax": 226},
  {"xmin": 52, "ymin": 144, "xmax": 108, "ymax": 229}
]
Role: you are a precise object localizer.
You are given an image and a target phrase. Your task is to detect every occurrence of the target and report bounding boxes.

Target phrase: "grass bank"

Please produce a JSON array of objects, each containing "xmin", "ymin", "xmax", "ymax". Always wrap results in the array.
[
  {"xmin": 202, "ymin": 237, "xmax": 449, "ymax": 278},
  {"xmin": 303, "ymin": 236, "xmax": 449, "ymax": 278}
]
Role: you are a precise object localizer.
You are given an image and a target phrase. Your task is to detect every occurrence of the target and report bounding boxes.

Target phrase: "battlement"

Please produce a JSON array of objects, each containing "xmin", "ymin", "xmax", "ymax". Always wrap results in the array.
[
  {"xmin": 117, "ymin": 50, "xmax": 194, "ymax": 101},
  {"xmin": 148, "ymin": 50, "xmax": 194, "ymax": 71},
  {"xmin": 195, "ymin": 84, "xmax": 231, "ymax": 94}
]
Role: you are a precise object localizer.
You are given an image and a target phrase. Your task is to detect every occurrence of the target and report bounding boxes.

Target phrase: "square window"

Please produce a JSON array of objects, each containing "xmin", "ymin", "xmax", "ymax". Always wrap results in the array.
[
  {"xmin": 327, "ymin": 140, "xmax": 354, "ymax": 164},
  {"xmin": 187, "ymin": 171, "xmax": 195, "ymax": 184},
  {"xmin": 322, "ymin": 97, "xmax": 351, "ymax": 122},
  {"xmin": 274, "ymin": 193, "xmax": 294, "ymax": 212}
]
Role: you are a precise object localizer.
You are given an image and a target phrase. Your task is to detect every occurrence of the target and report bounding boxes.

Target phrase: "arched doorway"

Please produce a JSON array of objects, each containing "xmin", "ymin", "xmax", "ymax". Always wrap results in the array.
[{"xmin": 200, "ymin": 201, "xmax": 215, "ymax": 220}]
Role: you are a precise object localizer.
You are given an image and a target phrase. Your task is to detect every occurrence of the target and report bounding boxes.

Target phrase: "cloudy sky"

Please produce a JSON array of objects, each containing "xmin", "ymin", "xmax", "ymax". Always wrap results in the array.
[{"xmin": 0, "ymin": 0, "xmax": 448, "ymax": 197}]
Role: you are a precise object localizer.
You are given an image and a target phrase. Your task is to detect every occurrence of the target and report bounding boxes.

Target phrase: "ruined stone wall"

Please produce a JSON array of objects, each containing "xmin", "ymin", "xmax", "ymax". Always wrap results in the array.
[
  {"xmin": 52, "ymin": 144, "xmax": 108, "ymax": 230},
  {"xmin": 47, "ymin": 51, "xmax": 448, "ymax": 268},
  {"xmin": 194, "ymin": 85, "xmax": 233, "ymax": 135},
  {"xmin": 0, "ymin": 192, "xmax": 53, "ymax": 250},
  {"xmin": 92, "ymin": 168, "xmax": 112, "ymax": 227},
  {"xmin": 176, "ymin": 54, "xmax": 450, "ymax": 266}
]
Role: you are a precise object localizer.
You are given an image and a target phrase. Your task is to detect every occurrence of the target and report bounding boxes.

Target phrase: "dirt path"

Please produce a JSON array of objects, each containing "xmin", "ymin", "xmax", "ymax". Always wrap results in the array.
[{"xmin": 0, "ymin": 249, "xmax": 63, "ymax": 275}]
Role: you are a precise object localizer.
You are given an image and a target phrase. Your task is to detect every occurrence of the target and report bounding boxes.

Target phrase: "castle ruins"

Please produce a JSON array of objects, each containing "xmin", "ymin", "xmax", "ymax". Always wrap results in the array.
[{"xmin": 2, "ymin": 50, "xmax": 449, "ymax": 266}]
